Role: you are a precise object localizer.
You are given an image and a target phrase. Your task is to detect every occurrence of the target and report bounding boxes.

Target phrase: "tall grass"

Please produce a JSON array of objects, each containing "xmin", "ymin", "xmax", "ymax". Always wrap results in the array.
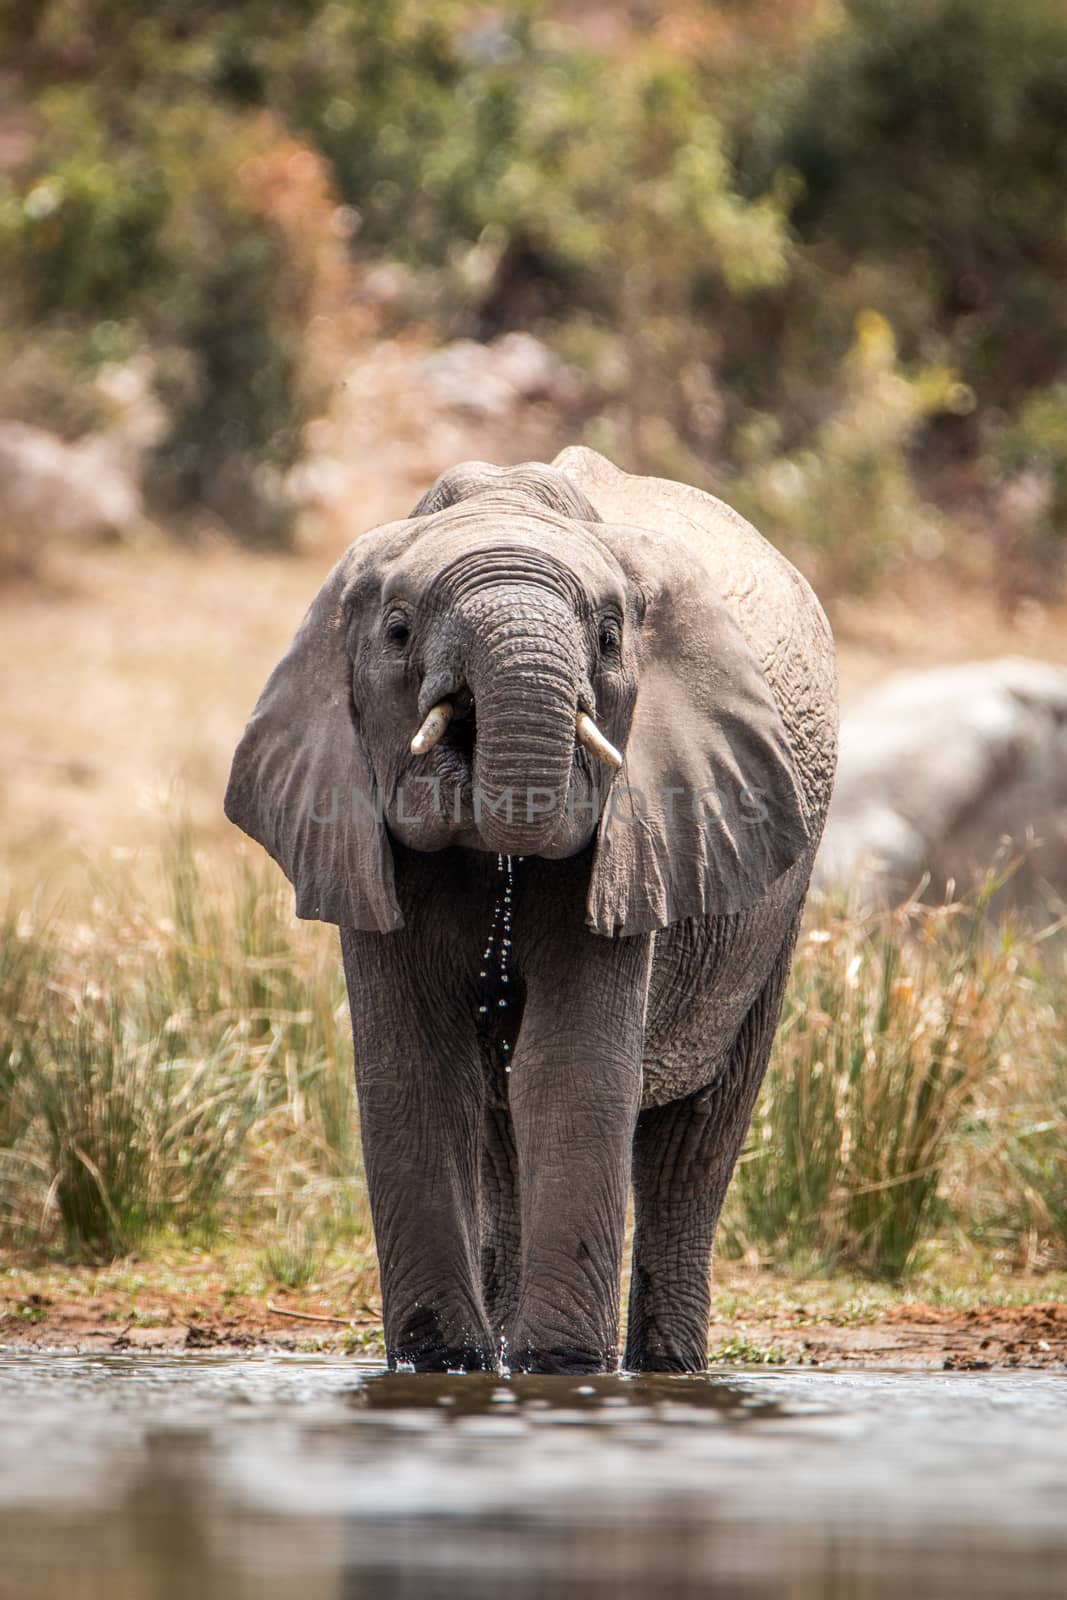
[
  {"xmin": 1, "ymin": 847, "xmax": 1064, "ymax": 1277},
  {"xmin": 723, "ymin": 889, "xmax": 1067, "ymax": 1278},
  {"xmin": 0, "ymin": 840, "xmax": 357, "ymax": 1259}
]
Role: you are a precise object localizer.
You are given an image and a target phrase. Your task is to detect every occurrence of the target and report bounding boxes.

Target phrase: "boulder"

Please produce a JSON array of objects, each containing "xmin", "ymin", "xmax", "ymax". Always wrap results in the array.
[
  {"xmin": 0, "ymin": 420, "xmax": 147, "ymax": 574},
  {"xmin": 815, "ymin": 657, "xmax": 1067, "ymax": 909},
  {"xmin": 420, "ymin": 333, "xmax": 585, "ymax": 420}
]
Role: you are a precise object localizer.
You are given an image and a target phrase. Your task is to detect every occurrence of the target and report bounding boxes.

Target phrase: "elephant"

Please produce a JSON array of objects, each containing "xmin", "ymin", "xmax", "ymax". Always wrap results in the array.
[{"xmin": 225, "ymin": 446, "xmax": 838, "ymax": 1375}]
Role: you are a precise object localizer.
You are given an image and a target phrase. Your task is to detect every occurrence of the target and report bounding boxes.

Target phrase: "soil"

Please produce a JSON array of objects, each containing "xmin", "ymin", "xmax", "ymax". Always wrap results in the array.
[
  {"xmin": 3, "ymin": 1270, "xmax": 1065, "ymax": 1370},
  {"xmin": 767, "ymin": 1301, "xmax": 1067, "ymax": 1372}
]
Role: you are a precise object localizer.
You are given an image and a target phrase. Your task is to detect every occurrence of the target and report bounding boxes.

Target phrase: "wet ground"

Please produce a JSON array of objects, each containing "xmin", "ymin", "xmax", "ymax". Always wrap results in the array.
[
  {"xmin": 6, "ymin": 1261, "xmax": 1067, "ymax": 1369},
  {"xmin": 2, "ymin": 1355, "xmax": 1066, "ymax": 1599}
]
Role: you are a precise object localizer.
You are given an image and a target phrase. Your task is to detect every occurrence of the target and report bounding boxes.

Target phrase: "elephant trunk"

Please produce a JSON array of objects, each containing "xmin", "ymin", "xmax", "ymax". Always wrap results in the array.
[{"xmin": 464, "ymin": 586, "xmax": 581, "ymax": 856}]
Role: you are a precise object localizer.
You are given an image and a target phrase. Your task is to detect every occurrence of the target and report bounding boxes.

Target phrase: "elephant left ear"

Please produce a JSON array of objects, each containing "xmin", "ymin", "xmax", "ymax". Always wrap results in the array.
[{"xmin": 586, "ymin": 565, "xmax": 811, "ymax": 938}]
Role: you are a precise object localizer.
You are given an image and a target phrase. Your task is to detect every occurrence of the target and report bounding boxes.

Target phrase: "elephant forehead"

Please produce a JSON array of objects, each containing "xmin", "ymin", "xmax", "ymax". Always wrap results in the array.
[{"xmin": 381, "ymin": 509, "xmax": 627, "ymax": 606}]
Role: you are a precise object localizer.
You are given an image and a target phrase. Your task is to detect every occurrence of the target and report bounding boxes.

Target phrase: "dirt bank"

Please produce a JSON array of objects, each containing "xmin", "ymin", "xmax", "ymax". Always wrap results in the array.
[{"xmin": 3, "ymin": 1259, "xmax": 1064, "ymax": 1370}]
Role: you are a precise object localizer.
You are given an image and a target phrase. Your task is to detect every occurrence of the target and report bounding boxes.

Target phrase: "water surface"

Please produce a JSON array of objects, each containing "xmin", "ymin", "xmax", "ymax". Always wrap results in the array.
[{"xmin": 1, "ymin": 1353, "xmax": 1065, "ymax": 1598}]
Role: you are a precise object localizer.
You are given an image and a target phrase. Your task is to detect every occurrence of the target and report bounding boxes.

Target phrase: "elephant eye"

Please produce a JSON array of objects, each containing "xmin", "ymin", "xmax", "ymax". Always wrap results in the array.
[
  {"xmin": 597, "ymin": 618, "xmax": 621, "ymax": 655},
  {"xmin": 384, "ymin": 617, "xmax": 411, "ymax": 647}
]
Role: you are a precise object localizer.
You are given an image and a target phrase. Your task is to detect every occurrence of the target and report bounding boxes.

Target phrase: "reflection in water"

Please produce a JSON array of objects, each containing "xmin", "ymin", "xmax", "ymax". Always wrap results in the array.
[
  {"xmin": 0, "ymin": 1355, "xmax": 1065, "ymax": 1599},
  {"xmin": 348, "ymin": 1366, "xmax": 789, "ymax": 1417}
]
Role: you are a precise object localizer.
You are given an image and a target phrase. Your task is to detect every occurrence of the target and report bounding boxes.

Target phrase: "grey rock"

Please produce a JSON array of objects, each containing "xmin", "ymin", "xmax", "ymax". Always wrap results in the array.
[
  {"xmin": 421, "ymin": 333, "xmax": 585, "ymax": 420},
  {"xmin": 815, "ymin": 657, "xmax": 1067, "ymax": 908},
  {"xmin": 0, "ymin": 420, "xmax": 147, "ymax": 565}
]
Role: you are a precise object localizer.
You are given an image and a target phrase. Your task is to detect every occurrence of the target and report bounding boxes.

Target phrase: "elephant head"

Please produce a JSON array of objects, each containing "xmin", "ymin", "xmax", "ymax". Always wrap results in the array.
[{"xmin": 225, "ymin": 451, "xmax": 811, "ymax": 935}]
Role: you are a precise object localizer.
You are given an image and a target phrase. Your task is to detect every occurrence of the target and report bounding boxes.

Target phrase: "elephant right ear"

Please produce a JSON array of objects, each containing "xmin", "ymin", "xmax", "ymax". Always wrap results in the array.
[{"xmin": 224, "ymin": 551, "xmax": 402, "ymax": 931}]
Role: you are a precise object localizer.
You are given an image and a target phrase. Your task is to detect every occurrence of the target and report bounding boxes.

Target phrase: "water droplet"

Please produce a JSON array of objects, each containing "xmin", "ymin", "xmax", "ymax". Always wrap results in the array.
[
  {"xmin": 498, "ymin": 998, "xmax": 507, "ymax": 1008},
  {"xmin": 478, "ymin": 1005, "xmax": 488, "ymax": 1015}
]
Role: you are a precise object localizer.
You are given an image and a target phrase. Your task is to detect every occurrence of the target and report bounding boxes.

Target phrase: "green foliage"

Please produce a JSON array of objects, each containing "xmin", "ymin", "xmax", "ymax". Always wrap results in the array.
[
  {"xmin": 994, "ymin": 384, "xmax": 1067, "ymax": 574},
  {"xmin": 768, "ymin": 0, "xmax": 1067, "ymax": 402},
  {"xmin": 470, "ymin": 47, "xmax": 792, "ymax": 479},
  {"xmin": 732, "ymin": 312, "xmax": 950, "ymax": 592},
  {"xmin": 3, "ymin": 0, "xmax": 1067, "ymax": 586},
  {"xmin": 725, "ymin": 0, "xmax": 1067, "ymax": 582},
  {"xmin": 262, "ymin": 1220, "xmax": 323, "ymax": 1291},
  {"xmin": 0, "ymin": 12, "xmax": 345, "ymax": 542},
  {"xmin": 707, "ymin": 1337, "xmax": 789, "ymax": 1367}
]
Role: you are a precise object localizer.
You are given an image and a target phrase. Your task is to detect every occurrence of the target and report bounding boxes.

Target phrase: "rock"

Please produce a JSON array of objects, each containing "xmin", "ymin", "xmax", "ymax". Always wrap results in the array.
[
  {"xmin": 815, "ymin": 657, "xmax": 1067, "ymax": 908},
  {"xmin": 92, "ymin": 355, "xmax": 168, "ymax": 464},
  {"xmin": 420, "ymin": 333, "xmax": 585, "ymax": 419},
  {"xmin": 0, "ymin": 419, "xmax": 148, "ymax": 574}
]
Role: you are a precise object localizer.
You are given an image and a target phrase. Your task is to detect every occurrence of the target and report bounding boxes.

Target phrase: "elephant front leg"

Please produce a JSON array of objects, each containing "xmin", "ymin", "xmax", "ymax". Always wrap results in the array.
[
  {"xmin": 480, "ymin": 1101, "xmax": 521, "ymax": 1338},
  {"xmin": 506, "ymin": 933, "xmax": 650, "ymax": 1374},
  {"xmin": 341, "ymin": 930, "xmax": 497, "ymax": 1373}
]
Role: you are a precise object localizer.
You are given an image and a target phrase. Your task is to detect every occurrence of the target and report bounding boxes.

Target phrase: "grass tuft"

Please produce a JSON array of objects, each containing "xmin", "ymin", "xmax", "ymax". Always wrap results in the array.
[
  {"xmin": 722, "ymin": 884, "xmax": 1067, "ymax": 1279},
  {"xmin": 0, "ymin": 839, "xmax": 358, "ymax": 1260},
  {"xmin": 262, "ymin": 1220, "xmax": 323, "ymax": 1291}
]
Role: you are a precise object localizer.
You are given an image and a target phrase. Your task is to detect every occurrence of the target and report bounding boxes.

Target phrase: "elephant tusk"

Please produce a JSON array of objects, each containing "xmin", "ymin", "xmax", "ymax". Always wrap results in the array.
[
  {"xmin": 576, "ymin": 711, "xmax": 623, "ymax": 771},
  {"xmin": 410, "ymin": 701, "xmax": 454, "ymax": 756}
]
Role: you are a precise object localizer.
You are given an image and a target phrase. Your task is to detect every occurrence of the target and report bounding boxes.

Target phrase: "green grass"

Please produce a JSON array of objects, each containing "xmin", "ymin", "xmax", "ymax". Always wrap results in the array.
[
  {"xmin": 261, "ymin": 1220, "xmax": 324, "ymax": 1291},
  {"xmin": 0, "ymin": 838, "xmax": 359, "ymax": 1260},
  {"xmin": 1, "ymin": 845, "xmax": 1065, "ymax": 1284},
  {"xmin": 707, "ymin": 1337, "xmax": 790, "ymax": 1367},
  {"xmin": 722, "ymin": 883, "xmax": 1067, "ymax": 1279}
]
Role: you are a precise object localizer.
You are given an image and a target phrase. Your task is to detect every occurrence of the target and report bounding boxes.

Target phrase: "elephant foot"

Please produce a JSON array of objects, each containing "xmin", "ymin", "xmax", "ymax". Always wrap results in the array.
[
  {"xmin": 623, "ymin": 1319, "xmax": 708, "ymax": 1373},
  {"xmin": 622, "ymin": 1348, "xmax": 705, "ymax": 1374},
  {"xmin": 390, "ymin": 1305, "xmax": 498, "ymax": 1373}
]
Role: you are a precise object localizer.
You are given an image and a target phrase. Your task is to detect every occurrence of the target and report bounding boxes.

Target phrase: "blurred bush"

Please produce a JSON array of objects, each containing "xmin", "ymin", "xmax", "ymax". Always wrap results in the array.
[
  {"xmin": 0, "ymin": 6, "xmax": 350, "ymax": 546},
  {"xmin": 725, "ymin": 0, "xmax": 1067, "ymax": 589},
  {"xmin": 732, "ymin": 311, "xmax": 950, "ymax": 593},
  {"xmin": 2, "ymin": 0, "xmax": 1066, "ymax": 585}
]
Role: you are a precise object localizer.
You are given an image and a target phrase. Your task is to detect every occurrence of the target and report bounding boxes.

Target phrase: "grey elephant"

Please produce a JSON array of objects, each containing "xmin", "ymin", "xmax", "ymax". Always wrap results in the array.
[{"xmin": 226, "ymin": 447, "xmax": 838, "ymax": 1374}]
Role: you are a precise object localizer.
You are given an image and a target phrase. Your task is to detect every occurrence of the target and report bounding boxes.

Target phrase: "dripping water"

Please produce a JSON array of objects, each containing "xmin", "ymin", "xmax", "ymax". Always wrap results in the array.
[{"xmin": 475, "ymin": 853, "xmax": 522, "ymax": 1071}]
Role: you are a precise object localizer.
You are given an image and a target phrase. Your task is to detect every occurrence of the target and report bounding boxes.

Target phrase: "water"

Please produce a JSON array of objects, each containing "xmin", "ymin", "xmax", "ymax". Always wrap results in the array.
[{"xmin": 1, "ymin": 1354, "xmax": 1065, "ymax": 1599}]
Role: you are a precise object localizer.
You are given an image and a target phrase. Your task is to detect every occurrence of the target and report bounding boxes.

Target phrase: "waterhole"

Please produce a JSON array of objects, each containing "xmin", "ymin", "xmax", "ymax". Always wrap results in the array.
[{"xmin": 1, "ymin": 1355, "xmax": 1065, "ymax": 1599}]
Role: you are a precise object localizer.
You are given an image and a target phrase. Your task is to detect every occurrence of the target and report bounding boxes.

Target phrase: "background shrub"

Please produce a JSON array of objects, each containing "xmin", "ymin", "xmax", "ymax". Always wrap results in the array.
[{"xmin": 3, "ymin": 0, "xmax": 1067, "ymax": 579}]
